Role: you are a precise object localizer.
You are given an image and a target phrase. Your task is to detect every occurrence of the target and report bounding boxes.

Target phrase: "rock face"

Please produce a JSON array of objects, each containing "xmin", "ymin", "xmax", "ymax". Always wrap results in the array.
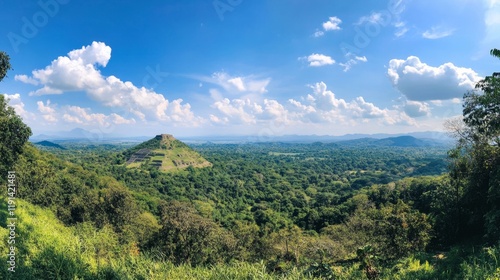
[{"xmin": 157, "ymin": 134, "xmax": 175, "ymax": 141}]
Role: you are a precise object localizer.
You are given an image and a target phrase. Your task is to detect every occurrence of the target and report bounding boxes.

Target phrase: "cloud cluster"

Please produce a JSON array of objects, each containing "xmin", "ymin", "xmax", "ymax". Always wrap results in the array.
[
  {"xmin": 314, "ymin": 16, "xmax": 342, "ymax": 37},
  {"xmin": 209, "ymin": 81, "xmax": 416, "ymax": 127},
  {"xmin": 34, "ymin": 99, "xmax": 137, "ymax": 128},
  {"xmin": 16, "ymin": 41, "xmax": 201, "ymax": 126},
  {"xmin": 388, "ymin": 56, "xmax": 481, "ymax": 101},
  {"xmin": 288, "ymin": 82, "xmax": 414, "ymax": 125}
]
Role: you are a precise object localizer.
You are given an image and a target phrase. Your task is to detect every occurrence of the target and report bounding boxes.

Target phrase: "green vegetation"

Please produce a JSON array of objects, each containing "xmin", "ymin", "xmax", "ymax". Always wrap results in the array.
[
  {"xmin": 1, "ymin": 49, "xmax": 500, "ymax": 279},
  {"xmin": 124, "ymin": 134, "xmax": 211, "ymax": 172}
]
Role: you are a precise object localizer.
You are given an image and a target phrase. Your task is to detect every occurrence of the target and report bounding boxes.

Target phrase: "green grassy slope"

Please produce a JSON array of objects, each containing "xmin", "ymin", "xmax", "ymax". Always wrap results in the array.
[
  {"xmin": 0, "ymin": 196, "xmax": 319, "ymax": 279},
  {"xmin": 125, "ymin": 134, "xmax": 211, "ymax": 172}
]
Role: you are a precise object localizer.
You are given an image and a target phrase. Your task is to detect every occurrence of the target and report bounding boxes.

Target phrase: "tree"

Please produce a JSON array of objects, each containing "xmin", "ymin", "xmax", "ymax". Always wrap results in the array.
[
  {"xmin": 463, "ymin": 49, "xmax": 500, "ymax": 143},
  {"xmin": 0, "ymin": 52, "xmax": 32, "ymax": 181},
  {"xmin": 152, "ymin": 201, "xmax": 237, "ymax": 266},
  {"xmin": 447, "ymin": 48, "xmax": 500, "ymax": 242},
  {"xmin": 0, "ymin": 51, "xmax": 12, "ymax": 82}
]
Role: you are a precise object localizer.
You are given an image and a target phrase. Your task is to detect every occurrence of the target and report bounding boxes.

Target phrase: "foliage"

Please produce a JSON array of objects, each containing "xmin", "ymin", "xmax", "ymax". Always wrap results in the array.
[
  {"xmin": 0, "ymin": 51, "xmax": 12, "ymax": 82},
  {"xmin": 0, "ymin": 95, "xmax": 32, "ymax": 183},
  {"xmin": 446, "ymin": 48, "xmax": 500, "ymax": 243}
]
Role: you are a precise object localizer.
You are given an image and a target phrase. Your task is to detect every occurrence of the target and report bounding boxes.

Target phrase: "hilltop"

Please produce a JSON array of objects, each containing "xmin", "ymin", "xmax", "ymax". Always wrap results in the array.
[
  {"xmin": 34, "ymin": 140, "xmax": 66, "ymax": 150},
  {"xmin": 124, "ymin": 134, "xmax": 211, "ymax": 172}
]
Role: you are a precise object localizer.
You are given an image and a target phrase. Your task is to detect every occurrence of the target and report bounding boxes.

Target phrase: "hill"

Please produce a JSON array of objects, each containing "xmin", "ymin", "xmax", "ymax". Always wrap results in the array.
[
  {"xmin": 125, "ymin": 134, "xmax": 212, "ymax": 172},
  {"xmin": 34, "ymin": 140, "xmax": 66, "ymax": 149}
]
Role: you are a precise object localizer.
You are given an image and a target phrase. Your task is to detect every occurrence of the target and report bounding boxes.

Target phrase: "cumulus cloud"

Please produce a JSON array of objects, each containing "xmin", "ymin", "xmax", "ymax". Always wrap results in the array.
[
  {"xmin": 208, "ymin": 81, "xmax": 417, "ymax": 128},
  {"xmin": 422, "ymin": 26, "xmax": 455, "ymax": 39},
  {"xmin": 212, "ymin": 98, "xmax": 262, "ymax": 124},
  {"xmin": 323, "ymin": 16, "xmax": 342, "ymax": 31},
  {"xmin": 300, "ymin": 53, "xmax": 335, "ymax": 67},
  {"xmin": 288, "ymin": 82, "xmax": 415, "ymax": 126},
  {"xmin": 15, "ymin": 41, "xmax": 201, "ymax": 126},
  {"xmin": 388, "ymin": 56, "xmax": 482, "ymax": 101},
  {"xmin": 35, "ymin": 99, "xmax": 138, "ymax": 127},
  {"xmin": 314, "ymin": 16, "xmax": 342, "ymax": 37}
]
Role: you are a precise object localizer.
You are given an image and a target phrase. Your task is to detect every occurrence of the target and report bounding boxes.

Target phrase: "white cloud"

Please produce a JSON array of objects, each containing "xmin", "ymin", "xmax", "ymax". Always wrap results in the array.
[
  {"xmin": 388, "ymin": 56, "xmax": 482, "ymax": 101},
  {"xmin": 314, "ymin": 16, "xmax": 342, "ymax": 37},
  {"xmin": 301, "ymin": 53, "xmax": 335, "ymax": 67},
  {"xmin": 339, "ymin": 53, "xmax": 367, "ymax": 72},
  {"xmin": 227, "ymin": 77, "xmax": 246, "ymax": 91},
  {"xmin": 37, "ymin": 100, "xmax": 58, "ymax": 123},
  {"xmin": 3, "ymin": 93, "xmax": 28, "ymax": 118},
  {"xmin": 209, "ymin": 114, "xmax": 229, "ymax": 124},
  {"xmin": 288, "ymin": 82, "xmax": 415, "ymax": 126},
  {"xmin": 208, "ymin": 81, "xmax": 419, "ymax": 130},
  {"xmin": 36, "ymin": 99, "xmax": 138, "ymax": 127},
  {"xmin": 402, "ymin": 100, "xmax": 431, "ymax": 117},
  {"xmin": 209, "ymin": 72, "xmax": 270, "ymax": 95},
  {"xmin": 212, "ymin": 98, "xmax": 261, "ymax": 124},
  {"xmin": 323, "ymin": 16, "xmax": 342, "ymax": 31},
  {"xmin": 14, "ymin": 75, "xmax": 39, "ymax": 85},
  {"xmin": 16, "ymin": 41, "xmax": 201, "ymax": 126},
  {"xmin": 422, "ymin": 26, "xmax": 455, "ymax": 39}
]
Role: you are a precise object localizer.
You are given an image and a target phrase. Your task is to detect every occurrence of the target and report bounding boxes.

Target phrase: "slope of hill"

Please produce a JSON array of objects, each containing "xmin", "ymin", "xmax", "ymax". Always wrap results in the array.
[
  {"xmin": 125, "ymin": 134, "xmax": 212, "ymax": 172},
  {"xmin": 34, "ymin": 140, "xmax": 66, "ymax": 150}
]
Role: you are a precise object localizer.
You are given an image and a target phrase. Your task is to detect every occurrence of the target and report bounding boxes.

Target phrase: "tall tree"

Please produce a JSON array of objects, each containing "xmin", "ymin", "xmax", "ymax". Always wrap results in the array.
[
  {"xmin": 0, "ymin": 52, "xmax": 32, "ymax": 182},
  {"xmin": 448, "ymin": 48, "xmax": 500, "ymax": 242}
]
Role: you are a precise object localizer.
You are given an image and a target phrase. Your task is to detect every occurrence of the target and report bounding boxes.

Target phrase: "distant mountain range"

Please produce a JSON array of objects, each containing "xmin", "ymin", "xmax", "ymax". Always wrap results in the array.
[
  {"xmin": 334, "ymin": 136, "xmax": 449, "ymax": 148},
  {"xmin": 30, "ymin": 128, "xmax": 149, "ymax": 142},
  {"xmin": 30, "ymin": 128, "xmax": 454, "ymax": 146},
  {"xmin": 180, "ymin": 132, "xmax": 453, "ymax": 145}
]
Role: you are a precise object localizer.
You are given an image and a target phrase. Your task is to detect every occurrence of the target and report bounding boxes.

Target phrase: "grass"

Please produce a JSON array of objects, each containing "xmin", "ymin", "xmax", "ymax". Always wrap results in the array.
[
  {"xmin": 0, "ymin": 196, "xmax": 318, "ymax": 279},
  {"xmin": 125, "ymin": 143, "xmax": 211, "ymax": 173}
]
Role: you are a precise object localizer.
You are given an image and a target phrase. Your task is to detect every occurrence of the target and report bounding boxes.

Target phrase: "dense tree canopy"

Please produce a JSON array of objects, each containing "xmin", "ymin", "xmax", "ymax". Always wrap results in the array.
[
  {"xmin": 0, "ymin": 52, "xmax": 31, "ymax": 182},
  {"xmin": 447, "ymin": 48, "xmax": 500, "ymax": 243}
]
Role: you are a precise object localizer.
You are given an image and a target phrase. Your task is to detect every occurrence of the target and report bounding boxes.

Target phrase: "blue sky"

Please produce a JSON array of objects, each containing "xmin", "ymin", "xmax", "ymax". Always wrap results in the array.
[{"xmin": 1, "ymin": 0, "xmax": 499, "ymax": 137}]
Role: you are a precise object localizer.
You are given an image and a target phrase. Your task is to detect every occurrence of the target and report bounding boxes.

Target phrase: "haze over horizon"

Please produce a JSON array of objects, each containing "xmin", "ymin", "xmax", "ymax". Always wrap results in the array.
[{"xmin": 2, "ymin": 0, "xmax": 499, "ymax": 137}]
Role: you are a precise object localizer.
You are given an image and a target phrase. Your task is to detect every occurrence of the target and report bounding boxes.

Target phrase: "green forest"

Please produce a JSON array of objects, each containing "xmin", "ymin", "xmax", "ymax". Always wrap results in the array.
[{"xmin": 0, "ymin": 49, "xmax": 500, "ymax": 279}]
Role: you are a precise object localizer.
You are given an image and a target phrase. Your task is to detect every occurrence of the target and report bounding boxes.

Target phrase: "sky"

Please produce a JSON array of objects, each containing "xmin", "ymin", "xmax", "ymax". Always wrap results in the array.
[{"xmin": 1, "ymin": 0, "xmax": 499, "ymax": 138}]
